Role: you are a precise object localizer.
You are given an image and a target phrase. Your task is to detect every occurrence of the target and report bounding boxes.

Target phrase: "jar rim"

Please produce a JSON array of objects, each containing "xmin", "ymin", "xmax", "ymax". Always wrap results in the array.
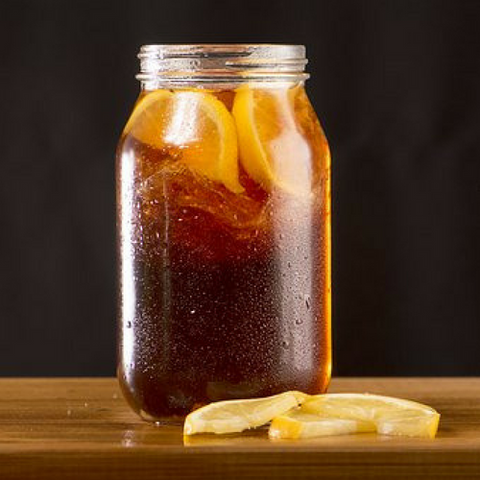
[
  {"xmin": 138, "ymin": 43, "xmax": 306, "ymax": 58},
  {"xmin": 137, "ymin": 44, "xmax": 309, "ymax": 86}
]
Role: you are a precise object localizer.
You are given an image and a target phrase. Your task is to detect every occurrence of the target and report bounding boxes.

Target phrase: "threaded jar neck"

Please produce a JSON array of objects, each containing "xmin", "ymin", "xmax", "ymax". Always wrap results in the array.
[{"xmin": 137, "ymin": 44, "xmax": 309, "ymax": 88}]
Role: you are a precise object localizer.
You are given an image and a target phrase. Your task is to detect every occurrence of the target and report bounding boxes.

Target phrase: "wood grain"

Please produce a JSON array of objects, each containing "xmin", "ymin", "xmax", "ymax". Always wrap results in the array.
[{"xmin": 0, "ymin": 378, "xmax": 479, "ymax": 479}]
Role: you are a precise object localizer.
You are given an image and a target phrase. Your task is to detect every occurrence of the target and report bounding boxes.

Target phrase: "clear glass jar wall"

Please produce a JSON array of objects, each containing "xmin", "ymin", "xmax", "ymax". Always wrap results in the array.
[{"xmin": 116, "ymin": 45, "xmax": 331, "ymax": 423}]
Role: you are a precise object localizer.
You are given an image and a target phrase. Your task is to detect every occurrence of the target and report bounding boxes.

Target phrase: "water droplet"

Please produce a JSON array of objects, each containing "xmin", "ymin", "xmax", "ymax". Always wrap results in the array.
[
  {"xmin": 279, "ymin": 233, "xmax": 284, "ymax": 239},
  {"xmin": 295, "ymin": 318, "xmax": 303, "ymax": 325},
  {"xmin": 190, "ymin": 309, "xmax": 196, "ymax": 314},
  {"xmin": 112, "ymin": 393, "xmax": 119, "ymax": 399},
  {"xmin": 287, "ymin": 262, "xmax": 292, "ymax": 268},
  {"xmin": 84, "ymin": 402, "xmax": 89, "ymax": 408},
  {"xmin": 178, "ymin": 218, "xmax": 183, "ymax": 222},
  {"xmin": 67, "ymin": 409, "xmax": 72, "ymax": 416},
  {"xmin": 304, "ymin": 295, "xmax": 311, "ymax": 310},
  {"xmin": 126, "ymin": 321, "xmax": 132, "ymax": 329},
  {"xmin": 281, "ymin": 340, "xmax": 290, "ymax": 348}
]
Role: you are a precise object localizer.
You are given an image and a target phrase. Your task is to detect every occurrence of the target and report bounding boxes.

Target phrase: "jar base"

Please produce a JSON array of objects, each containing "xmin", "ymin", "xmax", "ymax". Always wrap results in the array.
[{"xmin": 139, "ymin": 409, "xmax": 185, "ymax": 426}]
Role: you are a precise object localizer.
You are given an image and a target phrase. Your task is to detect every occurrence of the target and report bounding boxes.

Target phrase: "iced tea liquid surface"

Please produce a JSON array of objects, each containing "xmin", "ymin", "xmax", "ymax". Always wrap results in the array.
[{"xmin": 117, "ymin": 46, "xmax": 331, "ymax": 422}]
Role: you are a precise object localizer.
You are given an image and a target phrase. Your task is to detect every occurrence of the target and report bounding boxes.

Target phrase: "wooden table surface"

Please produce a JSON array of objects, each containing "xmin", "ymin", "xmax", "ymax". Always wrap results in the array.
[{"xmin": 1, "ymin": 378, "xmax": 480, "ymax": 479}]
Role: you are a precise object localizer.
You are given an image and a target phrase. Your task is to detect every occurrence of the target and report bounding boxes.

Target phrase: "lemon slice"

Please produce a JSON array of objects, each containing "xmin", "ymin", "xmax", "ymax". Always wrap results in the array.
[
  {"xmin": 124, "ymin": 89, "xmax": 173, "ymax": 143},
  {"xmin": 183, "ymin": 391, "xmax": 307, "ymax": 435},
  {"xmin": 301, "ymin": 393, "xmax": 440, "ymax": 438},
  {"xmin": 269, "ymin": 410, "xmax": 375, "ymax": 439},
  {"xmin": 124, "ymin": 89, "xmax": 243, "ymax": 193},
  {"xmin": 232, "ymin": 87, "xmax": 312, "ymax": 196}
]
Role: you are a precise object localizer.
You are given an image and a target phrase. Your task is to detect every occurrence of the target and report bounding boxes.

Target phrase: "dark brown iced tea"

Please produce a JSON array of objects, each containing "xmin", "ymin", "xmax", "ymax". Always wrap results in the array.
[{"xmin": 117, "ymin": 84, "xmax": 331, "ymax": 422}]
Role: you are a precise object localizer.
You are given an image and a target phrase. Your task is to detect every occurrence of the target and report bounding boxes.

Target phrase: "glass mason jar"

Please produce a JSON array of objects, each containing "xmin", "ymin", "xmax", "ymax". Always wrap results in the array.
[{"xmin": 116, "ymin": 44, "xmax": 331, "ymax": 423}]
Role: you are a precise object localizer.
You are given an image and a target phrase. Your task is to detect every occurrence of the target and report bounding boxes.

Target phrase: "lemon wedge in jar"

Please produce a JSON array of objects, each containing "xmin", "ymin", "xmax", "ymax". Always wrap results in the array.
[
  {"xmin": 123, "ymin": 89, "xmax": 243, "ymax": 193},
  {"xmin": 232, "ymin": 86, "xmax": 312, "ymax": 196},
  {"xmin": 183, "ymin": 391, "xmax": 307, "ymax": 435},
  {"xmin": 269, "ymin": 393, "xmax": 440, "ymax": 439}
]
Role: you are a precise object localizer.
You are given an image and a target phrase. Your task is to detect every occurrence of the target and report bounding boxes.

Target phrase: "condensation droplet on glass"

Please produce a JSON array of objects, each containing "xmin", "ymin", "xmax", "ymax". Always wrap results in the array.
[
  {"xmin": 281, "ymin": 340, "xmax": 289, "ymax": 348},
  {"xmin": 304, "ymin": 295, "xmax": 311, "ymax": 310},
  {"xmin": 295, "ymin": 318, "xmax": 303, "ymax": 325},
  {"xmin": 126, "ymin": 321, "xmax": 132, "ymax": 329},
  {"xmin": 190, "ymin": 309, "xmax": 196, "ymax": 314}
]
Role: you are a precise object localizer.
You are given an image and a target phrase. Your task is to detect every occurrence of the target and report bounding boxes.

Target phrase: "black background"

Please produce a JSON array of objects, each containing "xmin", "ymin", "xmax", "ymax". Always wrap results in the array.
[{"xmin": 1, "ymin": 0, "xmax": 480, "ymax": 376}]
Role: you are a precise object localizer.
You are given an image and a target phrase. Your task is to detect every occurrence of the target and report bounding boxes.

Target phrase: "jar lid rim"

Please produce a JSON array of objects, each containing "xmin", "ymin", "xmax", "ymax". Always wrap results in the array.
[
  {"xmin": 138, "ymin": 44, "xmax": 306, "ymax": 60},
  {"xmin": 137, "ymin": 44, "xmax": 309, "ymax": 85}
]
